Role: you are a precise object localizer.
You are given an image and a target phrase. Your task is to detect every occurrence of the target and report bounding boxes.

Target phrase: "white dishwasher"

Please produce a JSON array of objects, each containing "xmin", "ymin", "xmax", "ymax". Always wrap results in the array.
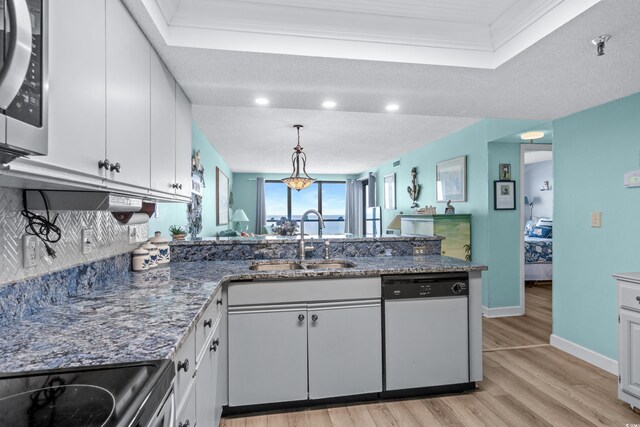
[{"xmin": 382, "ymin": 273, "xmax": 470, "ymax": 391}]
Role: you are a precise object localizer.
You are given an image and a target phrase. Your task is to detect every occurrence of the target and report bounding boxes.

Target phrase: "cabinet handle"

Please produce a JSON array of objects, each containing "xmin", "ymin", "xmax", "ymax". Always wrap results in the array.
[
  {"xmin": 210, "ymin": 338, "xmax": 219, "ymax": 352},
  {"xmin": 177, "ymin": 359, "xmax": 189, "ymax": 373},
  {"xmin": 178, "ymin": 421, "xmax": 190, "ymax": 427},
  {"xmin": 298, "ymin": 314, "xmax": 305, "ymax": 321},
  {"xmin": 109, "ymin": 162, "xmax": 121, "ymax": 173},
  {"xmin": 216, "ymin": 298, "xmax": 223, "ymax": 306},
  {"xmin": 171, "ymin": 183, "xmax": 183, "ymax": 190},
  {"xmin": 636, "ymin": 296, "xmax": 640, "ymax": 303},
  {"xmin": 311, "ymin": 314, "xmax": 318, "ymax": 321},
  {"xmin": 98, "ymin": 159, "xmax": 110, "ymax": 170},
  {"xmin": 203, "ymin": 318, "xmax": 212, "ymax": 328}
]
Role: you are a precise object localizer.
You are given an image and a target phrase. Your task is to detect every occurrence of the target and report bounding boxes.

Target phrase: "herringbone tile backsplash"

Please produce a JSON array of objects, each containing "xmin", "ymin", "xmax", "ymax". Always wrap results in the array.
[{"xmin": 0, "ymin": 187, "xmax": 146, "ymax": 286}]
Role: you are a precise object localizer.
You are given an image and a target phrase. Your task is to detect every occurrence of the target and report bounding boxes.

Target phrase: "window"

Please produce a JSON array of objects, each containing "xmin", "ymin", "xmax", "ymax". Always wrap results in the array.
[
  {"xmin": 265, "ymin": 180, "xmax": 346, "ymax": 236},
  {"xmin": 362, "ymin": 179, "xmax": 381, "ymax": 237}
]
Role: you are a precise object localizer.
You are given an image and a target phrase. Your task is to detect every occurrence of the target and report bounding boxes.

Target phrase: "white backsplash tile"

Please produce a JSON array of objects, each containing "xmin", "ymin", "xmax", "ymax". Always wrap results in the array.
[{"xmin": 0, "ymin": 187, "xmax": 146, "ymax": 286}]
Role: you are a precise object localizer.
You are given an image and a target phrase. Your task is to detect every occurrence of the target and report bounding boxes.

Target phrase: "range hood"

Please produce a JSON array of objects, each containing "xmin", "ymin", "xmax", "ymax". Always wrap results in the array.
[{"xmin": 25, "ymin": 191, "xmax": 143, "ymax": 212}]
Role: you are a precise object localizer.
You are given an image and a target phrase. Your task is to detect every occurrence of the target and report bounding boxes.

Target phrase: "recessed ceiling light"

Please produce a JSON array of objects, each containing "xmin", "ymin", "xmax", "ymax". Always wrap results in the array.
[
  {"xmin": 520, "ymin": 131, "xmax": 545, "ymax": 140},
  {"xmin": 255, "ymin": 97, "xmax": 269, "ymax": 106},
  {"xmin": 322, "ymin": 100, "xmax": 337, "ymax": 108},
  {"xmin": 386, "ymin": 104, "xmax": 399, "ymax": 112}
]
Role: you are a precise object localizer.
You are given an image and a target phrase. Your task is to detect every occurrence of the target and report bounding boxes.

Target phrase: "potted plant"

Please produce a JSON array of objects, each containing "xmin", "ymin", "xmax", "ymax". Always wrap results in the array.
[{"xmin": 169, "ymin": 225, "xmax": 187, "ymax": 241}]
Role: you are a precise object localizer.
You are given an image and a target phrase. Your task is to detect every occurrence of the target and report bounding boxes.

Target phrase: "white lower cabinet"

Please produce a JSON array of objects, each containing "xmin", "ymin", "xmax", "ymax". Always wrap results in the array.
[
  {"xmin": 615, "ymin": 273, "xmax": 640, "ymax": 410},
  {"xmin": 176, "ymin": 383, "xmax": 196, "ymax": 427},
  {"xmin": 196, "ymin": 322, "xmax": 222, "ymax": 426},
  {"xmin": 228, "ymin": 305, "xmax": 309, "ymax": 406},
  {"xmin": 307, "ymin": 301, "xmax": 382, "ymax": 399},
  {"xmin": 227, "ymin": 278, "xmax": 382, "ymax": 407}
]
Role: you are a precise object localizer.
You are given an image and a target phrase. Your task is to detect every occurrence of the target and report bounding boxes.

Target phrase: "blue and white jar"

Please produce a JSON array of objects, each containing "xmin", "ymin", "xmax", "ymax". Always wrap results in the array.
[
  {"xmin": 132, "ymin": 248, "xmax": 150, "ymax": 271},
  {"xmin": 150, "ymin": 231, "xmax": 170, "ymax": 264}
]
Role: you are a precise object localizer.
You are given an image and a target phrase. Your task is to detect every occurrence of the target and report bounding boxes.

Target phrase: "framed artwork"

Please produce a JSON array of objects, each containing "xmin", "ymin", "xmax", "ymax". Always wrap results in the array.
[
  {"xmin": 494, "ymin": 180, "xmax": 516, "ymax": 210},
  {"xmin": 436, "ymin": 156, "xmax": 466, "ymax": 202},
  {"xmin": 216, "ymin": 167, "xmax": 229, "ymax": 225},
  {"xmin": 384, "ymin": 173, "xmax": 396, "ymax": 209},
  {"xmin": 499, "ymin": 163, "xmax": 511, "ymax": 180}
]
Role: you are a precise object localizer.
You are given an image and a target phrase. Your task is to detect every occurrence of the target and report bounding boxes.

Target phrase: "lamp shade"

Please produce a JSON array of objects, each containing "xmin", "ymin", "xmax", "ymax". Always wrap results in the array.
[
  {"xmin": 231, "ymin": 209, "xmax": 250, "ymax": 222},
  {"xmin": 386, "ymin": 215, "xmax": 402, "ymax": 230}
]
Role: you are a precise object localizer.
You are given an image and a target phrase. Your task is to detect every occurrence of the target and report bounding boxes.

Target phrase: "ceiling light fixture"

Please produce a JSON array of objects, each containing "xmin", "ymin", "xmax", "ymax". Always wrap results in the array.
[
  {"xmin": 255, "ymin": 97, "xmax": 269, "ymax": 106},
  {"xmin": 520, "ymin": 131, "xmax": 545, "ymax": 142},
  {"xmin": 282, "ymin": 125, "xmax": 315, "ymax": 191},
  {"xmin": 591, "ymin": 34, "xmax": 610, "ymax": 56},
  {"xmin": 322, "ymin": 100, "xmax": 337, "ymax": 108},
  {"xmin": 386, "ymin": 104, "xmax": 399, "ymax": 112}
]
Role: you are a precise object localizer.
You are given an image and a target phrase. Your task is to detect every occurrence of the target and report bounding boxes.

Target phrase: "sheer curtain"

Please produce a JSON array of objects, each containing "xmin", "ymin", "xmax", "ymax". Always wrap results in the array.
[
  {"xmin": 255, "ymin": 177, "xmax": 266, "ymax": 234},
  {"xmin": 344, "ymin": 179, "xmax": 363, "ymax": 236}
]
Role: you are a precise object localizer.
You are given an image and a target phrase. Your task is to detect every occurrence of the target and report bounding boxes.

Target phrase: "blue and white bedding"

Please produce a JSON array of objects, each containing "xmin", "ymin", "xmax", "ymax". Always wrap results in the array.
[{"xmin": 524, "ymin": 236, "xmax": 553, "ymax": 263}]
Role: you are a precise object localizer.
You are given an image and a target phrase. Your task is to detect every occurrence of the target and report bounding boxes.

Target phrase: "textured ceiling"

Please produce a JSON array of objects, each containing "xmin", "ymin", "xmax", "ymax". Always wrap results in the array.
[{"xmin": 123, "ymin": 0, "xmax": 640, "ymax": 174}]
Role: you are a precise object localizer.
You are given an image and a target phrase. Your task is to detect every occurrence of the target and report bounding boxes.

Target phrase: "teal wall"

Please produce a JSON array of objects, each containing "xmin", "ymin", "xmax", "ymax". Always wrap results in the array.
[
  {"xmin": 232, "ymin": 173, "xmax": 356, "ymax": 233},
  {"xmin": 553, "ymin": 91, "xmax": 640, "ymax": 359},
  {"xmin": 367, "ymin": 119, "xmax": 543, "ymax": 308},
  {"xmin": 148, "ymin": 123, "xmax": 233, "ymax": 238}
]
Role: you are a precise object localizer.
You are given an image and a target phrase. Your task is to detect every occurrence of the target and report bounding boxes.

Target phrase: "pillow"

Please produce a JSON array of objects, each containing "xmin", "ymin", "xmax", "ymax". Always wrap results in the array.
[
  {"xmin": 524, "ymin": 220, "xmax": 536, "ymax": 235},
  {"xmin": 536, "ymin": 218, "xmax": 553, "ymax": 227},
  {"xmin": 529, "ymin": 225, "xmax": 552, "ymax": 238}
]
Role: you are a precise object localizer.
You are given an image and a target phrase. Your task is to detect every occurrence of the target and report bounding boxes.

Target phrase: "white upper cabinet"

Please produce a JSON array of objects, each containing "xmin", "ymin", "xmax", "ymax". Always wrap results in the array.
[
  {"xmin": 175, "ymin": 86, "xmax": 192, "ymax": 199},
  {"xmin": 106, "ymin": 0, "xmax": 151, "ymax": 190},
  {"xmin": 150, "ymin": 50, "xmax": 176, "ymax": 195},
  {"xmin": 37, "ymin": 0, "xmax": 106, "ymax": 185}
]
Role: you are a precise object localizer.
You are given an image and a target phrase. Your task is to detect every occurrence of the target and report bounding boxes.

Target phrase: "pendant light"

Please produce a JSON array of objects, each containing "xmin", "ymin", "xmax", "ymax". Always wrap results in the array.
[{"xmin": 282, "ymin": 124, "xmax": 315, "ymax": 191}]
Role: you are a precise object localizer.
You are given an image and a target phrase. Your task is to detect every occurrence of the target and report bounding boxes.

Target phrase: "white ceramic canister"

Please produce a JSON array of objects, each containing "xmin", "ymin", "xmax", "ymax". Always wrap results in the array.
[
  {"xmin": 150, "ymin": 231, "xmax": 170, "ymax": 264},
  {"xmin": 132, "ymin": 248, "xmax": 150, "ymax": 271},
  {"xmin": 142, "ymin": 242, "xmax": 159, "ymax": 268}
]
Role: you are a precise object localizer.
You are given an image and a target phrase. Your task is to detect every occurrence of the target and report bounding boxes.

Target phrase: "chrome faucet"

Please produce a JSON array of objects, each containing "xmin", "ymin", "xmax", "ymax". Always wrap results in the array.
[{"xmin": 299, "ymin": 209, "xmax": 325, "ymax": 260}]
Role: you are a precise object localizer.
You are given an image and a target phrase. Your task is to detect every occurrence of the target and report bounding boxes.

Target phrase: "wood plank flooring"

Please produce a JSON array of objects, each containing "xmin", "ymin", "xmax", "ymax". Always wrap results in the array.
[{"xmin": 221, "ymin": 284, "xmax": 640, "ymax": 426}]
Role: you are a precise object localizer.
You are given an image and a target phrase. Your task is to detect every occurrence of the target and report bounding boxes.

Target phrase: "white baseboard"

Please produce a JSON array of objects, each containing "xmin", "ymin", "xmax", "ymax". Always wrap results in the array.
[
  {"xmin": 550, "ymin": 334, "xmax": 618, "ymax": 375},
  {"xmin": 482, "ymin": 305, "xmax": 524, "ymax": 318}
]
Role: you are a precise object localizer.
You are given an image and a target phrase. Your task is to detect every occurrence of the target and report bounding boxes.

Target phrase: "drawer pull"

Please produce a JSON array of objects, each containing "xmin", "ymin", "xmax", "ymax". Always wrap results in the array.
[
  {"xmin": 210, "ymin": 338, "xmax": 219, "ymax": 352},
  {"xmin": 311, "ymin": 314, "xmax": 318, "ymax": 321},
  {"xmin": 298, "ymin": 314, "xmax": 305, "ymax": 321},
  {"xmin": 636, "ymin": 296, "xmax": 640, "ymax": 303},
  {"xmin": 203, "ymin": 318, "xmax": 212, "ymax": 328},
  {"xmin": 177, "ymin": 359, "xmax": 189, "ymax": 373},
  {"xmin": 216, "ymin": 298, "xmax": 223, "ymax": 306},
  {"xmin": 178, "ymin": 421, "xmax": 190, "ymax": 427}
]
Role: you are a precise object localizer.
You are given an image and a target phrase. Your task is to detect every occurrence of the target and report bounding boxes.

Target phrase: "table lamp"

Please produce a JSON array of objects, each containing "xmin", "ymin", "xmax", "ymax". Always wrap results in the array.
[{"xmin": 231, "ymin": 209, "xmax": 250, "ymax": 232}]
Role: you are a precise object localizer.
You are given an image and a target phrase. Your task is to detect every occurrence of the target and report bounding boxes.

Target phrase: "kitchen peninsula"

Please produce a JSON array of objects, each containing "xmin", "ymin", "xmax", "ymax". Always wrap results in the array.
[{"xmin": 0, "ymin": 236, "xmax": 486, "ymax": 427}]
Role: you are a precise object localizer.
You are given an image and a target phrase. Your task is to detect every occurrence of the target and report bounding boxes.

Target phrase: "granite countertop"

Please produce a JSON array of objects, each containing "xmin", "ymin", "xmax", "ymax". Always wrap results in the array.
[
  {"xmin": 1, "ymin": 256, "xmax": 486, "ymax": 373},
  {"xmin": 170, "ymin": 235, "xmax": 444, "ymax": 245}
]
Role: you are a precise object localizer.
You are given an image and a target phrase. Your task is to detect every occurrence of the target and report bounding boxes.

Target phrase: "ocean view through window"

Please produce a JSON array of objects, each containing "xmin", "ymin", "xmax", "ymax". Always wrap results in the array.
[{"xmin": 265, "ymin": 181, "xmax": 346, "ymax": 236}]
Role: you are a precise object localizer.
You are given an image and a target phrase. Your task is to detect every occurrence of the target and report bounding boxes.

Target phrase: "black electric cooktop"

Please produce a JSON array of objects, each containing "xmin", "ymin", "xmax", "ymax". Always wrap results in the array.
[{"xmin": 0, "ymin": 359, "xmax": 174, "ymax": 427}]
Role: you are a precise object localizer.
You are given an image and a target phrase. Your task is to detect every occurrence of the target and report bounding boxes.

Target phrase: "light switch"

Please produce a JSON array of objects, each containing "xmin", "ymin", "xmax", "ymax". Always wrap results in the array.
[{"xmin": 591, "ymin": 211, "xmax": 602, "ymax": 228}]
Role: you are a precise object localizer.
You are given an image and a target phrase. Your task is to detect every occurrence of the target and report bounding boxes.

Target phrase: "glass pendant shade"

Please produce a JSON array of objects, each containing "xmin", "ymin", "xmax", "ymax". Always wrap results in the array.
[{"xmin": 282, "ymin": 124, "xmax": 315, "ymax": 191}]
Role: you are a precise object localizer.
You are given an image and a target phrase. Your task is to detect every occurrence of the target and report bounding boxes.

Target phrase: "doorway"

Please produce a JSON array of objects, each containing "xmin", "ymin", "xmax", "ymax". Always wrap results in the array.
[{"xmin": 519, "ymin": 144, "xmax": 553, "ymax": 323}]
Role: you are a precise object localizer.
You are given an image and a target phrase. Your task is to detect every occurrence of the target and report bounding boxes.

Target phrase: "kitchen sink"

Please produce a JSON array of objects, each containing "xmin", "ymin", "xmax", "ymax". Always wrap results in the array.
[
  {"xmin": 248, "ymin": 260, "xmax": 356, "ymax": 271},
  {"xmin": 249, "ymin": 262, "xmax": 305, "ymax": 271},
  {"xmin": 304, "ymin": 261, "xmax": 356, "ymax": 269}
]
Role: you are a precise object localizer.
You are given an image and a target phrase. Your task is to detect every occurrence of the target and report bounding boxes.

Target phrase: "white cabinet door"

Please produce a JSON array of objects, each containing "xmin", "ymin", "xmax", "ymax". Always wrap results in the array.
[
  {"xmin": 620, "ymin": 310, "xmax": 640, "ymax": 400},
  {"xmin": 214, "ymin": 298, "xmax": 227, "ymax": 425},
  {"xmin": 42, "ymin": 0, "xmax": 105, "ymax": 182},
  {"xmin": 196, "ymin": 328, "xmax": 220, "ymax": 427},
  {"xmin": 150, "ymin": 50, "xmax": 176, "ymax": 195},
  {"xmin": 175, "ymin": 85, "xmax": 191, "ymax": 198},
  {"xmin": 307, "ymin": 301, "xmax": 382, "ymax": 399},
  {"xmin": 106, "ymin": 0, "xmax": 150, "ymax": 189},
  {"xmin": 228, "ymin": 305, "xmax": 308, "ymax": 406}
]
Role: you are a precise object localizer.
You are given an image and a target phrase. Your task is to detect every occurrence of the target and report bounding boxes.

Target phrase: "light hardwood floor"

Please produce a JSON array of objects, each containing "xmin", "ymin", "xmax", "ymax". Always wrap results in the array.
[{"xmin": 221, "ymin": 284, "xmax": 640, "ymax": 426}]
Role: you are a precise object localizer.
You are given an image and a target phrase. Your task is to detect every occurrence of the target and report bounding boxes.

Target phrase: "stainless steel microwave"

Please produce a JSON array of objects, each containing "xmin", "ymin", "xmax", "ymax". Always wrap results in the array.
[{"xmin": 0, "ymin": 0, "xmax": 46, "ymax": 165}]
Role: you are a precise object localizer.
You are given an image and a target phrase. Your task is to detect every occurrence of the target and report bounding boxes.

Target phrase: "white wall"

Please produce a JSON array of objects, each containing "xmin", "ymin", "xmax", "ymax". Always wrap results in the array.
[{"xmin": 524, "ymin": 160, "xmax": 553, "ymax": 219}]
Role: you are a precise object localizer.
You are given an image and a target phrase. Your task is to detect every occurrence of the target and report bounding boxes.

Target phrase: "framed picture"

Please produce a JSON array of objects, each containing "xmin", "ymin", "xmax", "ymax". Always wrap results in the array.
[
  {"xmin": 216, "ymin": 167, "xmax": 229, "ymax": 225},
  {"xmin": 436, "ymin": 156, "xmax": 466, "ymax": 202},
  {"xmin": 384, "ymin": 173, "xmax": 396, "ymax": 209},
  {"xmin": 499, "ymin": 163, "xmax": 511, "ymax": 180},
  {"xmin": 494, "ymin": 180, "xmax": 516, "ymax": 210}
]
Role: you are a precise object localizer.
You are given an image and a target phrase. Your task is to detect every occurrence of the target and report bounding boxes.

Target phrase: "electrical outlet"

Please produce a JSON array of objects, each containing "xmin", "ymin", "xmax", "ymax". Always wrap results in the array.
[
  {"xmin": 23, "ymin": 235, "xmax": 40, "ymax": 268},
  {"xmin": 128, "ymin": 225, "xmax": 145, "ymax": 244},
  {"xmin": 591, "ymin": 211, "xmax": 602, "ymax": 228},
  {"xmin": 413, "ymin": 246, "xmax": 426, "ymax": 255},
  {"xmin": 82, "ymin": 228, "xmax": 94, "ymax": 254}
]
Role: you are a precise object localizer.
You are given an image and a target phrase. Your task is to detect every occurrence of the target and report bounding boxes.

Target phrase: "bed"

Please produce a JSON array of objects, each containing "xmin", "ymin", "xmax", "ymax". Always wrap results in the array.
[{"xmin": 524, "ymin": 219, "xmax": 552, "ymax": 282}]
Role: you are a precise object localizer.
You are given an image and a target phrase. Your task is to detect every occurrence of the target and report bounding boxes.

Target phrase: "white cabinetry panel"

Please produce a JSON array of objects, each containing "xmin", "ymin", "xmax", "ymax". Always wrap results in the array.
[
  {"xmin": 175, "ymin": 86, "xmax": 192, "ymax": 198},
  {"xmin": 621, "ymin": 310, "xmax": 640, "ymax": 400},
  {"xmin": 308, "ymin": 301, "xmax": 382, "ymax": 399},
  {"xmin": 228, "ymin": 305, "xmax": 308, "ymax": 406},
  {"xmin": 106, "ymin": 0, "xmax": 150, "ymax": 189},
  {"xmin": 150, "ymin": 50, "xmax": 176, "ymax": 195}
]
